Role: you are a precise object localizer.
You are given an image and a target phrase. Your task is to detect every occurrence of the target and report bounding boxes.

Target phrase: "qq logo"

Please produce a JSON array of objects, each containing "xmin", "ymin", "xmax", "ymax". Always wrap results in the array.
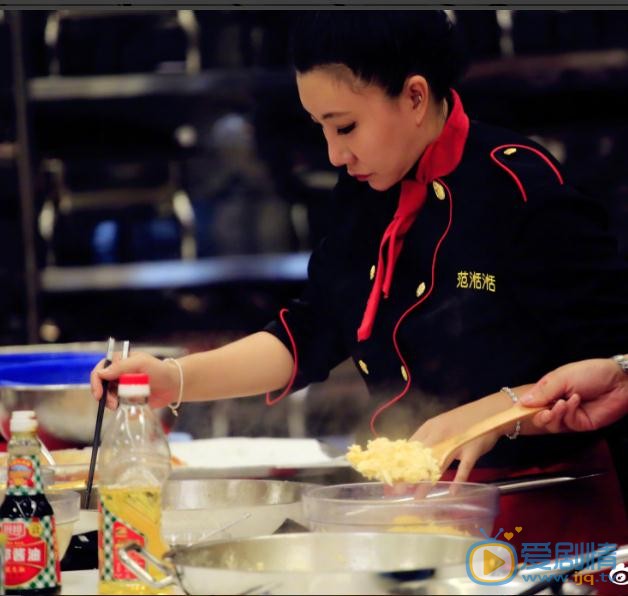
[
  {"xmin": 610, "ymin": 562, "xmax": 628, "ymax": 586},
  {"xmin": 466, "ymin": 528, "xmax": 518, "ymax": 586}
]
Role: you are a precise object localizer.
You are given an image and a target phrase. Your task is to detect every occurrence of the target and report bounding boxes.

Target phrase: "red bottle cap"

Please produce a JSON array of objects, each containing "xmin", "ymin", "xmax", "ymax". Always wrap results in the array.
[{"xmin": 119, "ymin": 373, "xmax": 149, "ymax": 385}]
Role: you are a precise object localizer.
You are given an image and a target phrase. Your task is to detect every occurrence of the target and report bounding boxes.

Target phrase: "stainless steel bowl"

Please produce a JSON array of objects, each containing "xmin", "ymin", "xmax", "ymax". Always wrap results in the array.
[
  {"xmin": 120, "ymin": 532, "xmax": 477, "ymax": 595},
  {"xmin": 87, "ymin": 476, "xmax": 315, "ymax": 546},
  {"xmin": 162, "ymin": 476, "xmax": 315, "ymax": 546},
  {"xmin": 122, "ymin": 533, "xmax": 628, "ymax": 595},
  {"xmin": 0, "ymin": 342, "xmax": 184, "ymax": 358},
  {"xmin": 0, "ymin": 342, "xmax": 185, "ymax": 446}
]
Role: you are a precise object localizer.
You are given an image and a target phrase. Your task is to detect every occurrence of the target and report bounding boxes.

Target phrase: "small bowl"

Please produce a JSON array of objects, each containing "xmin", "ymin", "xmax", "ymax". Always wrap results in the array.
[
  {"xmin": 47, "ymin": 490, "xmax": 81, "ymax": 559},
  {"xmin": 49, "ymin": 463, "xmax": 92, "ymax": 491},
  {"xmin": 302, "ymin": 481, "xmax": 499, "ymax": 537},
  {"xmin": 0, "ymin": 489, "xmax": 80, "ymax": 559}
]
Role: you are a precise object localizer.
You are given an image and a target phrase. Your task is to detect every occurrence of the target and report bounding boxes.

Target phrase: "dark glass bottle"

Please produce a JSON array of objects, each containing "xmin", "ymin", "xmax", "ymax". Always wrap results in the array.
[{"xmin": 0, "ymin": 411, "xmax": 60, "ymax": 595}]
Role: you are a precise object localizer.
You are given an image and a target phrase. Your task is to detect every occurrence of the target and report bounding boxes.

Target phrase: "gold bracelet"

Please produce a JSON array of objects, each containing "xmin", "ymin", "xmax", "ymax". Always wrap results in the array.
[
  {"xmin": 164, "ymin": 358, "xmax": 184, "ymax": 416},
  {"xmin": 500, "ymin": 386, "xmax": 521, "ymax": 440}
]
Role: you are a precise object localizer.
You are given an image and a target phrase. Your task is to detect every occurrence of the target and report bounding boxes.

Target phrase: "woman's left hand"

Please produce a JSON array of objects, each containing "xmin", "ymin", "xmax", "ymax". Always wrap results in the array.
[{"xmin": 410, "ymin": 394, "xmax": 511, "ymax": 482}]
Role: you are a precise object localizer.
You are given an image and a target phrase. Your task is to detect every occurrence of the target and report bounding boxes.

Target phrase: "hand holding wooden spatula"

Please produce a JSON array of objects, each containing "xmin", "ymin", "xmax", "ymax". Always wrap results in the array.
[
  {"xmin": 347, "ymin": 402, "xmax": 544, "ymax": 485},
  {"xmin": 427, "ymin": 402, "xmax": 545, "ymax": 472}
]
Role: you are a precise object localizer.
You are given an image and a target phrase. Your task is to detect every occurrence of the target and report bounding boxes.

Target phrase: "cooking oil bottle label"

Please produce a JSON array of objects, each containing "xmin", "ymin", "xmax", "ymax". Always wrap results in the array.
[
  {"xmin": 99, "ymin": 507, "xmax": 147, "ymax": 581},
  {"xmin": 7, "ymin": 455, "xmax": 44, "ymax": 495},
  {"xmin": 99, "ymin": 487, "xmax": 167, "ymax": 584},
  {"xmin": 1, "ymin": 516, "xmax": 61, "ymax": 590}
]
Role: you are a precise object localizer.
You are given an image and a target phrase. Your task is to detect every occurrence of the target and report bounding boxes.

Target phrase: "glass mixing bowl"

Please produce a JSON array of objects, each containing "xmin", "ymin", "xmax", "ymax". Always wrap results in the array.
[{"xmin": 302, "ymin": 481, "xmax": 499, "ymax": 537}]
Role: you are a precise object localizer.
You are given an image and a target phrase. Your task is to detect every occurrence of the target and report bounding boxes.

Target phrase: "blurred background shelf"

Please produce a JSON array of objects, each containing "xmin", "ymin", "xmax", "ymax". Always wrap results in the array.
[
  {"xmin": 28, "ymin": 69, "xmax": 266, "ymax": 102},
  {"xmin": 41, "ymin": 252, "xmax": 309, "ymax": 292},
  {"xmin": 1, "ymin": 9, "xmax": 627, "ymax": 441},
  {"xmin": 27, "ymin": 47, "xmax": 628, "ymax": 102}
]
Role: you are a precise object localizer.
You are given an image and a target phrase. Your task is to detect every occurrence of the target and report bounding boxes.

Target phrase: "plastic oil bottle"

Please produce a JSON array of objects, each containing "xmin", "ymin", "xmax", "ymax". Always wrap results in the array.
[
  {"xmin": 97, "ymin": 373, "xmax": 172, "ymax": 595},
  {"xmin": 0, "ymin": 411, "xmax": 61, "ymax": 595}
]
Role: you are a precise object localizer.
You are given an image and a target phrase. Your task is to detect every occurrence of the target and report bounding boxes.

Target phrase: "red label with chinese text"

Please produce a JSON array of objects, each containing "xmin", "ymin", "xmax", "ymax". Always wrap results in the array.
[
  {"xmin": 112, "ymin": 520, "xmax": 146, "ymax": 580},
  {"xmin": 1, "ymin": 519, "xmax": 48, "ymax": 587}
]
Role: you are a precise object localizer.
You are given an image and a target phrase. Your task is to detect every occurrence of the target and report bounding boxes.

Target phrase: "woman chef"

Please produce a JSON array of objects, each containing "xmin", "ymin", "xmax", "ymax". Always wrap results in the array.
[{"xmin": 92, "ymin": 12, "xmax": 628, "ymax": 546}]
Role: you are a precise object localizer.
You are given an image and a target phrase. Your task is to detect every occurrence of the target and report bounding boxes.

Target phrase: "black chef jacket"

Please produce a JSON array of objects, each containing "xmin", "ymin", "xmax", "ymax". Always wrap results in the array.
[{"xmin": 265, "ymin": 120, "xmax": 628, "ymax": 468}]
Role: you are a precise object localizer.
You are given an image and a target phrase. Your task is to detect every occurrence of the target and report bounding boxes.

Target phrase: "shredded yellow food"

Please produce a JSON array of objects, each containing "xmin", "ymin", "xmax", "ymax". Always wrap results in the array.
[
  {"xmin": 346, "ymin": 437, "xmax": 440, "ymax": 485},
  {"xmin": 388, "ymin": 515, "xmax": 470, "ymax": 536}
]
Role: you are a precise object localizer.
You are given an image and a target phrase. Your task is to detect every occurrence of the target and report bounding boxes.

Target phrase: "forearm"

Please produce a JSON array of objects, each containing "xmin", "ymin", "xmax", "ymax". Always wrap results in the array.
[
  {"xmin": 475, "ymin": 385, "xmax": 548, "ymax": 437},
  {"xmin": 176, "ymin": 331, "xmax": 295, "ymax": 402},
  {"xmin": 414, "ymin": 385, "xmax": 539, "ymax": 442}
]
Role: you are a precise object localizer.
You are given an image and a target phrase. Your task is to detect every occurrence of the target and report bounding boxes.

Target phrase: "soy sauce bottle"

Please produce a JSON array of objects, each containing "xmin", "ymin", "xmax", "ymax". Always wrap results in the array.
[{"xmin": 0, "ymin": 411, "xmax": 60, "ymax": 595}]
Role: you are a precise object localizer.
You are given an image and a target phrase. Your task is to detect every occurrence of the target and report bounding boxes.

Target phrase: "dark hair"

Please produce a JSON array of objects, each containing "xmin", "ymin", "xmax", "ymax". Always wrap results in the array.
[{"xmin": 291, "ymin": 11, "xmax": 468, "ymax": 101}]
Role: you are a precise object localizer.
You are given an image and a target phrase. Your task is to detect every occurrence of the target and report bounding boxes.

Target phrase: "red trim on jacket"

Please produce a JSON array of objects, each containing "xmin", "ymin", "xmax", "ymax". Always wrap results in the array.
[
  {"xmin": 490, "ymin": 144, "xmax": 564, "ymax": 203},
  {"xmin": 357, "ymin": 89, "xmax": 469, "ymax": 343},
  {"xmin": 266, "ymin": 308, "xmax": 299, "ymax": 405},
  {"xmin": 369, "ymin": 178, "xmax": 455, "ymax": 435}
]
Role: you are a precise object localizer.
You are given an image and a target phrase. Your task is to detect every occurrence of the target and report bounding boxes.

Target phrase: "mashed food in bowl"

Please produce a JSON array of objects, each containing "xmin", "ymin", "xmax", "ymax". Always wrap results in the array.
[
  {"xmin": 346, "ymin": 437, "xmax": 440, "ymax": 484},
  {"xmin": 388, "ymin": 514, "xmax": 471, "ymax": 536}
]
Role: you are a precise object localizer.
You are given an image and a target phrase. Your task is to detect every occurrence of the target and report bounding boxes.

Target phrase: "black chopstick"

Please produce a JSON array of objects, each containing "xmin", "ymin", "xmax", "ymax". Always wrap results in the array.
[{"xmin": 84, "ymin": 337, "xmax": 115, "ymax": 509}]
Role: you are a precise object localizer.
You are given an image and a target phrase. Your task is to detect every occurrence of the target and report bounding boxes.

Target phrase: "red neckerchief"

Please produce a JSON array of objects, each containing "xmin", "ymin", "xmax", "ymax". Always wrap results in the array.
[{"xmin": 357, "ymin": 89, "xmax": 469, "ymax": 342}]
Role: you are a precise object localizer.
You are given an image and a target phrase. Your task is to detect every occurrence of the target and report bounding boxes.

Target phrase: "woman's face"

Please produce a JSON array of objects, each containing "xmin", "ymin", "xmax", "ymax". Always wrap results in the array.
[{"xmin": 296, "ymin": 67, "xmax": 427, "ymax": 191}]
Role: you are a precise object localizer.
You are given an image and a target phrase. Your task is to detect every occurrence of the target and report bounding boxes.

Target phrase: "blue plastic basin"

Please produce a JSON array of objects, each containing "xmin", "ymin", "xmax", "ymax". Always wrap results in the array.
[
  {"xmin": 0, "ymin": 355, "xmax": 103, "ymax": 386},
  {"xmin": 0, "ymin": 351, "xmax": 102, "ymax": 367}
]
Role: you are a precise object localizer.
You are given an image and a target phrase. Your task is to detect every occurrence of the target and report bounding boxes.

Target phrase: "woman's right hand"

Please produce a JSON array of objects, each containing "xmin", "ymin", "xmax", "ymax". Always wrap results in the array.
[
  {"xmin": 90, "ymin": 352, "xmax": 180, "ymax": 410},
  {"xmin": 520, "ymin": 358, "xmax": 628, "ymax": 432}
]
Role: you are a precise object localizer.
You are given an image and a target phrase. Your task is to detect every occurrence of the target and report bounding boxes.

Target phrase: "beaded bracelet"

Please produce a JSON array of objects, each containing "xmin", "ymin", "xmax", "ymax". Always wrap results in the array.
[
  {"xmin": 500, "ymin": 386, "xmax": 521, "ymax": 440},
  {"xmin": 164, "ymin": 358, "xmax": 184, "ymax": 416}
]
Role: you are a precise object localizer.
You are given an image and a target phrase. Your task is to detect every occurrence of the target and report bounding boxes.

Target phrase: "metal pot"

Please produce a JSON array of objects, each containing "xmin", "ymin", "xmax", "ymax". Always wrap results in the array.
[
  {"xmin": 120, "ymin": 536, "xmax": 628, "ymax": 595},
  {"xmin": 160, "ymin": 476, "xmax": 315, "ymax": 546},
  {"xmin": 120, "ymin": 532, "xmax": 476, "ymax": 595},
  {"xmin": 83, "ymin": 477, "xmax": 316, "ymax": 546}
]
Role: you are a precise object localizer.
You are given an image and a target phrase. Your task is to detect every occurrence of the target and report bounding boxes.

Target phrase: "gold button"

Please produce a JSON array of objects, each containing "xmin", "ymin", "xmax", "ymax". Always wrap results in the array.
[
  {"xmin": 416, "ymin": 282, "xmax": 426, "ymax": 297},
  {"xmin": 369, "ymin": 265, "xmax": 376, "ymax": 281},
  {"xmin": 432, "ymin": 181, "xmax": 446, "ymax": 200},
  {"xmin": 504, "ymin": 147, "xmax": 517, "ymax": 156},
  {"xmin": 358, "ymin": 359, "xmax": 369, "ymax": 375},
  {"xmin": 401, "ymin": 366, "xmax": 408, "ymax": 382}
]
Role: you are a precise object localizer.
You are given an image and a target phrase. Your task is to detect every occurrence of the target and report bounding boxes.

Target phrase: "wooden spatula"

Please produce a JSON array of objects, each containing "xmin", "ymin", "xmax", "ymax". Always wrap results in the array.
[{"xmin": 429, "ymin": 403, "xmax": 545, "ymax": 471}]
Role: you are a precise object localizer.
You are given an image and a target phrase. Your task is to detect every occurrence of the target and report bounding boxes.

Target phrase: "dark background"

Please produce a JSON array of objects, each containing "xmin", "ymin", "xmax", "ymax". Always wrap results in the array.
[{"xmin": 1, "ymin": 10, "xmax": 627, "ymax": 438}]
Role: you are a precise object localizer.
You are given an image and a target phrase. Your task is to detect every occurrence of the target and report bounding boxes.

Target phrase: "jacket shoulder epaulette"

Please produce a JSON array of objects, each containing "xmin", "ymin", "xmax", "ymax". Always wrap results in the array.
[{"xmin": 489, "ymin": 142, "xmax": 565, "ymax": 203}]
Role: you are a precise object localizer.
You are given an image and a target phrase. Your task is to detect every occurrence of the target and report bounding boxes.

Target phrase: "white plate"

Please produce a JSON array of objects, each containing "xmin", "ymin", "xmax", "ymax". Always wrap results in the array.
[{"xmin": 169, "ymin": 437, "xmax": 348, "ymax": 470}]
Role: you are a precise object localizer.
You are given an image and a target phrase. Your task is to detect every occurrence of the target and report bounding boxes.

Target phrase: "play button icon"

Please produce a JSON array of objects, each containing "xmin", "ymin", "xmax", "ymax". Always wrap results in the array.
[
  {"xmin": 467, "ymin": 541, "xmax": 517, "ymax": 585},
  {"xmin": 484, "ymin": 549, "xmax": 506, "ymax": 575}
]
